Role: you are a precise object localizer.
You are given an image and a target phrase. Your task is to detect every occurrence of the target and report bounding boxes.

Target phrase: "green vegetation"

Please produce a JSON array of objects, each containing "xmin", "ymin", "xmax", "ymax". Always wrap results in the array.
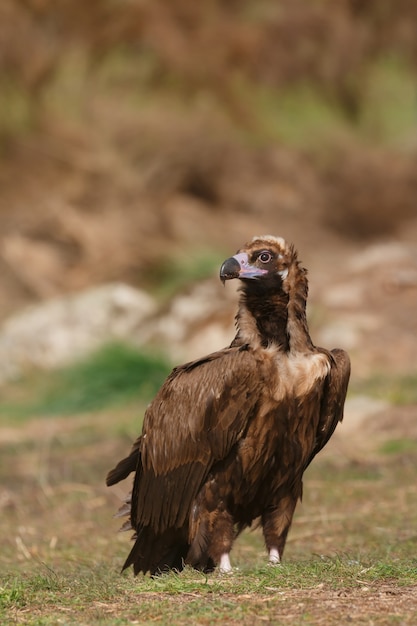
[
  {"xmin": 237, "ymin": 80, "xmax": 351, "ymax": 148},
  {"xmin": 351, "ymin": 371, "xmax": 417, "ymax": 406},
  {"xmin": 1, "ymin": 554, "xmax": 417, "ymax": 625},
  {"xmin": 379, "ymin": 438, "xmax": 417, "ymax": 456},
  {"xmin": 0, "ymin": 77, "xmax": 34, "ymax": 140},
  {"xmin": 358, "ymin": 55, "xmax": 417, "ymax": 145},
  {"xmin": 0, "ymin": 343, "xmax": 172, "ymax": 421},
  {"xmin": 1, "ymin": 547, "xmax": 416, "ymax": 624},
  {"xmin": 35, "ymin": 343, "xmax": 171, "ymax": 415}
]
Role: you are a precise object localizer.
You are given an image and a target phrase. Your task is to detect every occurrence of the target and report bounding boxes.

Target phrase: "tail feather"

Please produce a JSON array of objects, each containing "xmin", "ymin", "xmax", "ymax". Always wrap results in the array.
[
  {"xmin": 122, "ymin": 526, "xmax": 189, "ymax": 576},
  {"xmin": 114, "ymin": 499, "xmax": 131, "ymax": 519},
  {"xmin": 106, "ymin": 437, "xmax": 141, "ymax": 486},
  {"xmin": 118, "ymin": 519, "xmax": 134, "ymax": 533}
]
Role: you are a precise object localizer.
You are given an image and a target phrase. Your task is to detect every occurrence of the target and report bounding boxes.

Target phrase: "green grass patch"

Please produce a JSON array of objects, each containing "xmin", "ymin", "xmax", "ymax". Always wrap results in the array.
[
  {"xmin": 0, "ymin": 77, "xmax": 35, "ymax": 142},
  {"xmin": 0, "ymin": 342, "xmax": 172, "ymax": 421},
  {"xmin": 1, "ymin": 556, "xmax": 416, "ymax": 625},
  {"xmin": 351, "ymin": 371, "xmax": 417, "ymax": 406},
  {"xmin": 229, "ymin": 54, "xmax": 417, "ymax": 150},
  {"xmin": 365, "ymin": 561, "xmax": 417, "ymax": 585},
  {"xmin": 379, "ymin": 438, "xmax": 417, "ymax": 456},
  {"xmin": 358, "ymin": 55, "xmax": 417, "ymax": 145},
  {"xmin": 0, "ymin": 577, "xmax": 27, "ymax": 609},
  {"xmin": 234, "ymin": 78, "xmax": 350, "ymax": 148},
  {"xmin": 317, "ymin": 461, "xmax": 382, "ymax": 483},
  {"xmin": 35, "ymin": 343, "xmax": 171, "ymax": 415}
]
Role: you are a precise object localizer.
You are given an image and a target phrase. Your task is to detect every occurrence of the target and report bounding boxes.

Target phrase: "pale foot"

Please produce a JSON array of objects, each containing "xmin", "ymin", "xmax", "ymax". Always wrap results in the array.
[
  {"xmin": 219, "ymin": 553, "xmax": 233, "ymax": 574},
  {"xmin": 268, "ymin": 547, "xmax": 280, "ymax": 565}
]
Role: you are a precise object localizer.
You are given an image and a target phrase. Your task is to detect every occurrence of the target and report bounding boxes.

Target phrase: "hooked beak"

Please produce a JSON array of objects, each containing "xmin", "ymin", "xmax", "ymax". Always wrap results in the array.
[{"xmin": 219, "ymin": 252, "xmax": 268, "ymax": 284}]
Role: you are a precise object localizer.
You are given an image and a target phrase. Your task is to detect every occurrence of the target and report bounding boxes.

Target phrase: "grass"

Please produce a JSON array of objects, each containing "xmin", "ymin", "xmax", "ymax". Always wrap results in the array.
[
  {"xmin": 379, "ymin": 438, "xmax": 417, "ymax": 456},
  {"xmin": 240, "ymin": 80, "xmax": 351, "ymax": 148},
  {"xmin": 1, "ymin": 391, "xmax": 416, "ymax": 624},
  {"xmin": 358, "ymin": 55, "xmax": 417, "ymax": 146},
  {"xmin": 0, "ymin": 342, "xmax": 172, "ymax": 421},
  {"xmin": 227, "ymin": 53, "xmax": 417, "ymax": 150},
  {"xmin": 0, "ymin": 76, "xmax": 35, "ymax": 142},
  {"xmin": 1, "ymin": 556, "xmax": 417, "ymax": 625},
  {"xmin": 351, "ymin": 371, "xmax": 417, "ymax": 406}
]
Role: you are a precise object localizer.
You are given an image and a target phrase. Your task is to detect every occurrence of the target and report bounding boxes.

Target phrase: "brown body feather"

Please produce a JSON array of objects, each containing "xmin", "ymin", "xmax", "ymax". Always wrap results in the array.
[{"xmin": 106, "ymin": 236, "xmax": 350, "ymax": 575}]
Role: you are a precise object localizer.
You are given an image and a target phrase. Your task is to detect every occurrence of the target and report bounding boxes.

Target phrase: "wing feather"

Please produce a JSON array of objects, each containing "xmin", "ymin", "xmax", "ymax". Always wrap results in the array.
[
  {"xmin": 133, "ymin": 346, "xmax": 262, "ymax": 534},
  {"xmin": 307, "ymin": 347, "xmax": 350, "ymax": 467}
]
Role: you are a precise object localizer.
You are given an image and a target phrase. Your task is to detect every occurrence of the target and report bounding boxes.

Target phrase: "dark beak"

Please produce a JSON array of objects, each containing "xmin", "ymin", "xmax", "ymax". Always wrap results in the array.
[{"xmin": 219, "ymin": 256, "xmax": 241, "ymax": 284}]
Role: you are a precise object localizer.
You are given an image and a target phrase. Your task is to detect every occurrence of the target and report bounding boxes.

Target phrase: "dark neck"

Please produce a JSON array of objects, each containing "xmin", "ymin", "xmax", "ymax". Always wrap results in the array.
[
  {"xmin": 244, "ymin": 286, "xmax": 290, "ymax": 349},
  {"xmin": 236, "ymin": 275, "xmax": 314, "ymax": 352}
]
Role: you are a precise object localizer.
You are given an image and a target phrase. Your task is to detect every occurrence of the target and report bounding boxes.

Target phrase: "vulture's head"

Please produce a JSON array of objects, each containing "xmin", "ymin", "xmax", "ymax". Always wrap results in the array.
[{"xmin": 220, "ymin": 235, "xmax": 300, "ymax": 293}]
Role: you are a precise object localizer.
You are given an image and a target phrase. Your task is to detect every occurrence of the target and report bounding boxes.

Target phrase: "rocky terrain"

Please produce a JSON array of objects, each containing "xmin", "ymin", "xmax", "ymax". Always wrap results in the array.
[{"xmin": 0, "ymin": 211, "xmax": 416, "ymax": 382}]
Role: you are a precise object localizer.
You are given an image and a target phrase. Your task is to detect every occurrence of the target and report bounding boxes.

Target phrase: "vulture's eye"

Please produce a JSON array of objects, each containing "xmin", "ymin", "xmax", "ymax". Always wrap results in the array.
[{"xmin": 258, "ymin": 251, "xmax": 272, "ymax": 264}]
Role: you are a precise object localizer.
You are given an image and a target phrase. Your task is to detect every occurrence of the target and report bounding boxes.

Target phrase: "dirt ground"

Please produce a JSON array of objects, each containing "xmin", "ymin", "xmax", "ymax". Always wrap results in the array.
[{"xmin": 124, "ymin": 585, "xmax": 417, "ymax": 625}]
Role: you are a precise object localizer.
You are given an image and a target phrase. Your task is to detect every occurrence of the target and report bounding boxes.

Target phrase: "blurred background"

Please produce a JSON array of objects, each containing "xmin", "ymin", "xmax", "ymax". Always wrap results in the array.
[
  {"xmin": 0, "ymin": 0, "xmax": 416, "ymax": 372},
  {"xmin": 0, "ymin": 0, "xmax": 417, "ymax": 410},
  {"xmin": 1, "ymin": 0, "xmax": 417, "ymax": 595}
]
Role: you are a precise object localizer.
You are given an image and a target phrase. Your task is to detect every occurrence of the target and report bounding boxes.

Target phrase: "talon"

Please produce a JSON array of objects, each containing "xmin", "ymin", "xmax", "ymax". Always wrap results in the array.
[{"xmin": 268, "ymin": 548, "xmax": 280, "ymax": 565}]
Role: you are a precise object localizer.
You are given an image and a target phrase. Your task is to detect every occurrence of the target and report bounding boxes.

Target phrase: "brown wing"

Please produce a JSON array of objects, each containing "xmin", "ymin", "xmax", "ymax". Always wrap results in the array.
[
  {"xmin": 130, "ymin": 345, "xmax": 262, "ymax": 535},
  {"xmin": 307, "ymin": 347, "xmax": 350, "ymax": 467}
]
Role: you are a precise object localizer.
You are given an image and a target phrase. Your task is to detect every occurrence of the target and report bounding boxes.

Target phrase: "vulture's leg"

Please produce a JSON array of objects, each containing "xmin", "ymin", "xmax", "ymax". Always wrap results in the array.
[
  {"xmin": 207, "ymin": 508, "xmax": 235, "ymax": 573},
  {"xmin": 262, "ymin": 494, "xmax": 298, "ymax": 564}
]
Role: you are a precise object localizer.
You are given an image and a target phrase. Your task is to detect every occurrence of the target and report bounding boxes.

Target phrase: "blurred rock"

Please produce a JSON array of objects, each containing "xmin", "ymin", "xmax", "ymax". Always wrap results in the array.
[
  {"xmin": 316, "ymin": 313, "xmax": 382, "ymax": 351},
  {"xmin": 341, "ymin": 395, "xmax": 390, "ymax": 434},
  {"xmin": 137, "ymin": 279, "xmax": 237, "ymax": 362},
  {"xmin": 0, "ymin": 283, "xmax": 156, "ymax": 384},
  {"xmin": 0, "ymin": 234, "xmax": 416, "ymax": 388}
]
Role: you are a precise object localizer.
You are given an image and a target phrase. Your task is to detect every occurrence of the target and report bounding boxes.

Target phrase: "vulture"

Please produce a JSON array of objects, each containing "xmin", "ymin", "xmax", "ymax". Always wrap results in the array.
[{"xmin": 106, "ymin": 235, "xmax": 350, "ymax": 575}]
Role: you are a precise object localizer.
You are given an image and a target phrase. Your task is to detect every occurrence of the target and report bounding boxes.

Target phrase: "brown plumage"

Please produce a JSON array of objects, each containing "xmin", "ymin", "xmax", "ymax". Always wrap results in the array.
[{"xmin": 106, "ymin": 235, "xmax": 350, "ymax": 575}]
